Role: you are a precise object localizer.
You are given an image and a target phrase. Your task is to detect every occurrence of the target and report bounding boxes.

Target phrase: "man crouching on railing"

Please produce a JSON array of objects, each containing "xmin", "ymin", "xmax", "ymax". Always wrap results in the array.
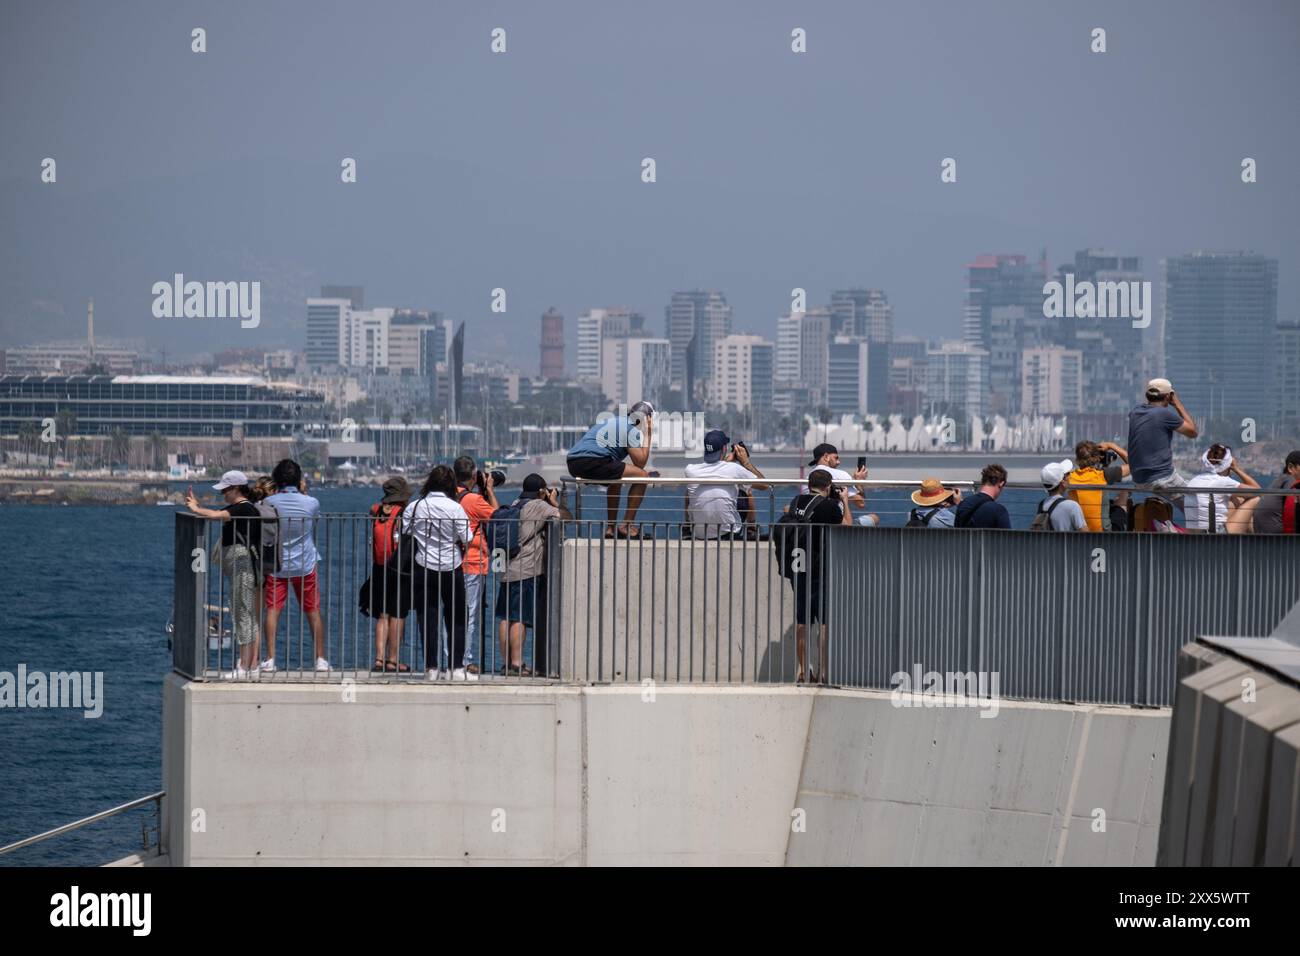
[
  {"xmin": 787, "ymin": 468, "xmax": 852, "ymax": 685},
  {"xmin": 565, "ymin": 400, "xmax": 655, "ymax": 539}
]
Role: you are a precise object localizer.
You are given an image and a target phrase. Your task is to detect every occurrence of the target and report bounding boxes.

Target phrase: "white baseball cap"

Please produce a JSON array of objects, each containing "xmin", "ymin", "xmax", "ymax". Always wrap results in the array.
[
  {"xmin": 212, "ymin": 469, "xmax": 250, "ymax": 491},
  {"xmin": 1041, "ymin": 459, "xmax": 1074, "ymax": 489},
  {"xmin": 1146, "ymin": 378, "xmax": 1173, "ymax": 396}
]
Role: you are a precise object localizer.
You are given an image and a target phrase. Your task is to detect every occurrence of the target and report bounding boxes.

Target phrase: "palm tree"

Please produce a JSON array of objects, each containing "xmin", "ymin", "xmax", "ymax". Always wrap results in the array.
[
  {"xmin": 17, "ymin": 421, "xmax": 39, "ymax": 463},
  {"xmin": 109, "ymin": 428, "xmax": 131, "ymax": 475},
  {"xmin": 54, "ymin": 408, "xmax": 76, "ymax": 468},
  {"xmin": 149, "ymin": 431, "xmax": 167, "ymax": 472}
]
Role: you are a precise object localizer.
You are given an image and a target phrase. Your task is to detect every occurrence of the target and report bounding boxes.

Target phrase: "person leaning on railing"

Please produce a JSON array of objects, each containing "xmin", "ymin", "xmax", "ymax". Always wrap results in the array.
[
  {"xmin": 496, "ymin": 474, "xmax": 572, "ymax": 678},
  {"xmin": 403, "ymin": 464, "xmax": 473, "ymax": 681},
  {"xmin": 185, "ymin": 470, "xmax": 262, "ymax": 679},
  {"xmin": 1253, "ymin": 449, "xmax": 1300, "ymax": 534}
]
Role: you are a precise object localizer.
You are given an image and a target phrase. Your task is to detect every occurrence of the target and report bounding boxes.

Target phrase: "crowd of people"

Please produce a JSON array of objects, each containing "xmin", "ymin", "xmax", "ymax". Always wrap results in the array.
[
  {"xmin": 186, "ymin": 457, "xmax": 571, "ymax": 681},
  {"xmin": 182, "ymin": 378, "xmax": 1297, "ymax": 686},
  {"xmin": 560, "ymin": 379, "xmax": 1298, "ymax": 684}
]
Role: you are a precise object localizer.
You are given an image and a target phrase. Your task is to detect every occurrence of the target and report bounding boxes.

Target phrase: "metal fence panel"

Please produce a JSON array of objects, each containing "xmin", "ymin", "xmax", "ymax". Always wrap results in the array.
[{"xmin": 825, "ymin": 527, "xmax": 1300, "ymax": 707}]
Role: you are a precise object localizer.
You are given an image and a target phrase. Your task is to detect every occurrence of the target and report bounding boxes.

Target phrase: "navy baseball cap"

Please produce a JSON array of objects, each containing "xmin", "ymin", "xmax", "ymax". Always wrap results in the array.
[{"xmin": 703, "ymin": 429, "xmax": 729, "ymax": 462}]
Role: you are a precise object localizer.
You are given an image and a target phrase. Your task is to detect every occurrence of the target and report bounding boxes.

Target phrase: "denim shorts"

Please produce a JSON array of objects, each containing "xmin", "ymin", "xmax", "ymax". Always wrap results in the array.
[{"xmin": 496, "ymin": 576, "xmax": 538, "ymax": 627}]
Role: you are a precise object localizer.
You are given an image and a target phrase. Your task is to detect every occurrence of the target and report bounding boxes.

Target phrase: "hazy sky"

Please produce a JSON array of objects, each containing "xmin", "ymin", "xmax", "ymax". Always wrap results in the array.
[{"xmin": 2, "ymin": 0, "xmax": 1297, "ymax": 370}]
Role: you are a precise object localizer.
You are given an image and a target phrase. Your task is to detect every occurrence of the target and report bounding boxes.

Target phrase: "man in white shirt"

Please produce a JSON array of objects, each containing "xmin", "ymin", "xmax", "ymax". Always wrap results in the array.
[
  {"xmin": 804, "ymin": 442, "xmax": 878, "ymax": 527},
  {"xmin": 684, "ymin": 430, "xmax": 768, "ymax": 538},
  {"xmin": 1184, "ymin": 444, "xmax": 1260, "ymax": 532}
]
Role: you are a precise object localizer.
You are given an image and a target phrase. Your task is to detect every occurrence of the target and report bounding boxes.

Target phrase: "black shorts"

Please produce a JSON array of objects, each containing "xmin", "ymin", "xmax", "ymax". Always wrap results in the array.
[
  {"xmin": 791, "ymin": 574, "xmax": 826, "ymax": 626},
  {"xmin": 566, "ymin": 455, "xmax": 626, "ymax": 482}
]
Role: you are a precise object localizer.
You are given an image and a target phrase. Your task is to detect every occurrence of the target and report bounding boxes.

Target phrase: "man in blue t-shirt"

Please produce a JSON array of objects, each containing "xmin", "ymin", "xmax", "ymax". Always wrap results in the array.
[
  {"xmin": 262, "ymin": 459, "xmax": 328, "ymax": 672},
  {"xmin": 1127, "ymin": 378, "xmax": 1198, "ymax": 487},
  {"xmin": 566, "ymin": 400, "xmax": 655, "ymax": 538},
  {"xmin": 954, "ymin": 463, "xmax": 1011, "ymax": 529}
]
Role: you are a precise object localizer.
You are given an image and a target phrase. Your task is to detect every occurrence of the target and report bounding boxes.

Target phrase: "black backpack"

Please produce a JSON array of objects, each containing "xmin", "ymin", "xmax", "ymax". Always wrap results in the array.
[
  {"xmin": 1030, "ymin": 497, "xmax": 1065, "ymax": 531},
  {"xmin": 905, "ymin": 507, "xmax": 940, "ymax": 528},
  {"xmin": 773, "ymin": 494, "xmax": 820, "ymax": 579}
]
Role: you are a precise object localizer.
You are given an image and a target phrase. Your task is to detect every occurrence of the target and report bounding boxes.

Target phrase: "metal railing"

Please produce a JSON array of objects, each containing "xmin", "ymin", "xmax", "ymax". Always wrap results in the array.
[
  {"xmin": 172, "ymin": 480, "xmax": 1300, "ymax": 706},
  {"xmin": 0, "ymin": 791, "xmax": 164, "ymax": 861}
]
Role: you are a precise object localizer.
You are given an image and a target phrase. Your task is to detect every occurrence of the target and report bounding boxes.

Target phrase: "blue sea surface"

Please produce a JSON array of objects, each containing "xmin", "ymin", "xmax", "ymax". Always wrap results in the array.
[{"xmin": 0, "ymin": 482, "xmax": 1049, "ymax": 865}]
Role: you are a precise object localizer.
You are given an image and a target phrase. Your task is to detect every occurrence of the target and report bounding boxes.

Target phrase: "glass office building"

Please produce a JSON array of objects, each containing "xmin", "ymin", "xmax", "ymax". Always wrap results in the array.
[{"xmin": 0, "ymin": 375, "xmax": 326, "ymax": 438}]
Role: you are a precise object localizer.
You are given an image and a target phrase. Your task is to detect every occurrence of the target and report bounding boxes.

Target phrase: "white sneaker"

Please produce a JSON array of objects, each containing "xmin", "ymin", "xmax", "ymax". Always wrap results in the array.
[
  {"xmin": 464, "ymin": 667, "xmax": 479, "ymax": 682},
  {"xmin": 451, "ymin": 668, "xmax": 467, "ymax": 682},
  {"xmin": 259, "ymin": 658, "xmax": 277, "ymax": 673},
  {"xmin": 425, "ymin": 668, "xmax": 441, "ymax": 682},
  {"xmin": 315, "ymin": 657, "xmax": 331, "ymax": 672},
  {"xmin": 222, "ymin": 665, "xmax": 250, "ymax": 680}
]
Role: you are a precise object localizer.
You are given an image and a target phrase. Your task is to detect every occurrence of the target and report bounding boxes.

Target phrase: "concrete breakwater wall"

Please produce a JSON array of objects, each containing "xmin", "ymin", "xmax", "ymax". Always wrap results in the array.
[
  {"xmin": 0, "ymin": 477, "xmax": 175, "ymax": 504},
  {"xmin": 162, "ymin": 677, "xmax": 1167, "ymax": 865}
]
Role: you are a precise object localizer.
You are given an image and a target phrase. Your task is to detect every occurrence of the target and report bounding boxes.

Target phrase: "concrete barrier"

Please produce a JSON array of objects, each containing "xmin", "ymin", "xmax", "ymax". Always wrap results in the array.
[
  {"xmin": 1157, "ymin": 638, "xmax": 1300, "ymax": 866},
  {"xmin": 163, "ymin": 675, "xmax": 1169, "ymax": 866}
]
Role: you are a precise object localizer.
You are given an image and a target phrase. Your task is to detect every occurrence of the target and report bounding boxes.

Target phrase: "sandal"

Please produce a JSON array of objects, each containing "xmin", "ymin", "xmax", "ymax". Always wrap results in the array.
[
  {"xmin": 615, "ymin": 524, "xmax": 642, "ymax": 540},
  {"xmin": 372, "ymin": 660, "xmax": 386, "ymax": 673},
  {"xmin": 518, "ymin": 665, "xmax": 534, "ymax": 677},
  {"xmin": 385, "ymin": 659, "xmax": 410, "ymax": 673}
]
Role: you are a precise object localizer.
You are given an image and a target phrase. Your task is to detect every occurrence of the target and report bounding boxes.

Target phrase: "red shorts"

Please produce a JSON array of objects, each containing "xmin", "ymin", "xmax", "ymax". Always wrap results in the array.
[{"xmin": 265, "ymin": 569, "xmax": 320, "ymax": 612}]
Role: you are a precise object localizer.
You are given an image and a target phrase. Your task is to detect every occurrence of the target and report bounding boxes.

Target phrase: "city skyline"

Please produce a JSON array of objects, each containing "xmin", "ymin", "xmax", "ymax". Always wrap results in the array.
[{"xmin": 3, "ymin": 1, "xmax": 1298, "ymax": 372}]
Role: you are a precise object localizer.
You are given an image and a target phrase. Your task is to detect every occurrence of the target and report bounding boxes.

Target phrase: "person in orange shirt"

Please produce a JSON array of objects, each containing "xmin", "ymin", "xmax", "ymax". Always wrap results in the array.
[
  {"xmin": 1068, "ymin": 441, "xmax": 1129, "ymax": 531},
  {"xmin": 454, "ymin": 456, "xmax": 500, "ymax": 679}
]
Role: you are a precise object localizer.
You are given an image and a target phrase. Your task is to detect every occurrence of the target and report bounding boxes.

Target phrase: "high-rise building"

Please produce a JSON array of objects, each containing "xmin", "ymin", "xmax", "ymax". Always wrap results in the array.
[
  {"xmin": 345, "ymin": 308, "xmax": 393, "ymax": 370},
  {"xmin": 1277, "ymin": 320, "xmax": 1300, "ymax": 425},
  {"xmin": 775, "ymin": 308, "xmax": 831, "ymax": 405},
  {"xmin": 306, "ymin": 297, "xmax": 350, "ymax": 368},
  {"xmin": 600, "ymin": 337, "xmax": 672, "ymax": 410},
  {"xmin": 826, "ymin": 336, "xmax": 871, "ymax": 417},
  {"xmin": 665, "ymin": 291, "xmax": 731, "ymax": 397},
  {"xmin": 1162, "ymin": 252, "xmax": 1278, "ymax": 422},
  {"xmin": 711, "ymin": 334, "xmax": 774, "ymax": 415},
  {"xmin": 540, "ymin": 308, "xmax": 565, "ymax": 380},
  {"xmin": 388, "ymin": 309, "xmax": 444, "ymax": 376},
  {"xmin": 830, "ymin": 289, "xmax": 893, "ymax": 343},
  {"xmin": 1052, "ymin": 249, "xmax": 1147, "ymax": 414},
  {"xmin": 577, "ymin": 307, "xmax": 645, "ymax": 387},
  {"xmin": 1021, "ymin": 346, "xmax": 1083, "ymax": 415},
  {"xmin": 926, "ymin": 342, "xmax": 988, "ymax": 421},
  {"xmin": 963, "ymin": 254, "xmax": 1050, "ymax": 415}
]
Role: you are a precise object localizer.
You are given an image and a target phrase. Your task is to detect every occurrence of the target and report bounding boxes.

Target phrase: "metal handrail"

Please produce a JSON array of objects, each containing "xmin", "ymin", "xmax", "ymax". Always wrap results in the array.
[
  {"xmin": 562, "ymin": 476, "xmax": 1300, "ymax": 494},
  {"xmin": 0, "ymin": 790, "xmax": 165, "ymax": 858}
]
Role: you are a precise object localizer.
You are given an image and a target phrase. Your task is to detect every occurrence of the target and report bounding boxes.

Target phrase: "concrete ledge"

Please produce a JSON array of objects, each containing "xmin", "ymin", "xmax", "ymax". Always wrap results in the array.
[{"xmin": 163, "ymin": 676, "xmax": 1169, "ymax": 866}]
